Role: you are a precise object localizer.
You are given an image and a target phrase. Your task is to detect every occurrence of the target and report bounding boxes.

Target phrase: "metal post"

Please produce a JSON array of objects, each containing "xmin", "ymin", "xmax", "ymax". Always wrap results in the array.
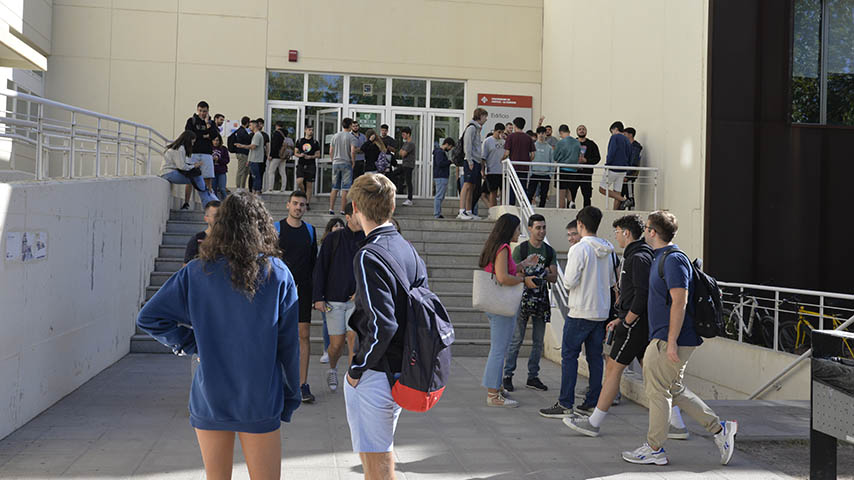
[
  {"xmin": 773, "ymin": 291, "xmax": 780, "ymax": 351},
  {"xmin": 68, "ymin": 112, "xmax": 76, "ymax": 179},
  {"xmin": 95, "ymin": 118, "xmax": 102, "ymax": 177},
  {"xmin": 35, "ymin": 103, "xmax": 44, "ymax": 180},
  {"xmin": 115, "ymin": 122, "xmax": 121, "ymax": 176},
  {"xmin": 738, "ymin": 287, "xmax": 744, "ymax": 343},
  {"xmin": 133, "ymin": 126, "xmax": 138, "ymax": 176},
  {"xmin": 819, "ymin": 296, "xmax": 824, "ymax": 331},
  {"xmin": 654, "ymin": 170, "xmax": 659, "ymax": 210},
  {"xmin": 147, "ymin": 129, "xmax": 152, "ymax": 175}
]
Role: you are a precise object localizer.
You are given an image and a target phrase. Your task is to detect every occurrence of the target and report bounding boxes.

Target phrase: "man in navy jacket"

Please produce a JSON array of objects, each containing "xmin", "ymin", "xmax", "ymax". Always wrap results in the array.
[
  {"xmin": 344, "ymin": 173, "xmax": 427, "ymax": 479},
  {"xmin": 599, "ymin": 121, "xmax": 634, "ymax": 210}
]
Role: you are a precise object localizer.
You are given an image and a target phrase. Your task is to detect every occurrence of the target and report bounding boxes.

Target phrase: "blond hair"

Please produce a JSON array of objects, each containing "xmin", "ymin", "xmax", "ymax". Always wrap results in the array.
[{"xmin": 349, "ymin": 173, "xmax": 396, "ymax": 224}]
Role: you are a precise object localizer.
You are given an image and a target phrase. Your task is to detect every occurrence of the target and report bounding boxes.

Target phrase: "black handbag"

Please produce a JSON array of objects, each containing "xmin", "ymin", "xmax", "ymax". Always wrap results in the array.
[{"xmin": 179, "ymin": 167, "xmax": 202, "ymax": 178}]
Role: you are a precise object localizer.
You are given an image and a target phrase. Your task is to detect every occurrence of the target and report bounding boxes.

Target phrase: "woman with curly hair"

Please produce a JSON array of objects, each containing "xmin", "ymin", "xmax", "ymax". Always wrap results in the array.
[{"xmin": 137, "ymin": 191, "xmax": 300, "ymax": 479}]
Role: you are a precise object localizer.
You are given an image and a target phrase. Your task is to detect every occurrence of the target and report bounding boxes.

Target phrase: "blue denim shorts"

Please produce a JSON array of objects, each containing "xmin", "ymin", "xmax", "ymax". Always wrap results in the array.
[
  {"xmin": 194, "ymin": 153, "xmax": 214, "ymax": 179},
  {"xmin": 326, "ymin": 301, "xmax": 355, "ymax": 336},
  {"xmin": 344, "ymin": 369, "xmax": 402, "ymax": 453},
  {"xmin": 332, "ymin": 163, "xmax": 353, "ymax": 190}
]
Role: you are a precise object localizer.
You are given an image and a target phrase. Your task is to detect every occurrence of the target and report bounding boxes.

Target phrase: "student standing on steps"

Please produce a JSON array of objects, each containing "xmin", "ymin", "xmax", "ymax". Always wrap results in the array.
[
  {"xmin": 313, "ymin": 202, "xmax": 365, "ymax": 392},
  {"xmin": 276, "ymin": 191, "xmax": 318, "ymax": 403},
  {"xmin": 539, "ymin": 206, "xmax": 616, "ymax": 420},
  {"xmin": 137, "ymin": 191, "xmax": 300, "ymax": 480},
  {"xmin": 457, "ymin": 107, "xmax": 488, "ymax": 220},
  {"xmin": 318, "ymin": 217, "xmax": 346, "ymax": 364},
  {"xmin": 183, "ymin": 200, "xmax": 220, "ymax": 266},
  {"xmin": 621, "ymin": 210, "xmax": 737, "ymax": 467},
  {"xmin": 329, "ymin": 118, "xmax": 358, "ymax": 215},
  {"xmin": 502, "ymin": 214, "xmax": 557, "ymax": 393}
]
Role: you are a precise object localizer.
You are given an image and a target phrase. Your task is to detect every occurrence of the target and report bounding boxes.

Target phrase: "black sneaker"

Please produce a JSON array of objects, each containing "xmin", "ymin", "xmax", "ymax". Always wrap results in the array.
[
  {"xmin": 502, "ymin": 376, "xmax": 514, "ymax": 392},
  {"xmin": 328, "ymin": 210, "xmax": 335, "ymax": 215},
  {"xmin": 575, "ymin": 403, "xmax": 595, "ymax": 415},
  {"xmin": 300, "ymin": 384, "xmax": 315, "ymax": 404},
  {"xmin": 539, "ymin": 402, "xmax": 574, "ymax": 418},
  {"xmin": 181, "ymin": 202, "xmax": 190, "ymax": 210},
  {"xmin": 618, "ymin": 198, "xmax": 630, "ymax": 210},
  {"xmin": 526, "ymin": 377, "xmax": 548, "ymax": 391}
]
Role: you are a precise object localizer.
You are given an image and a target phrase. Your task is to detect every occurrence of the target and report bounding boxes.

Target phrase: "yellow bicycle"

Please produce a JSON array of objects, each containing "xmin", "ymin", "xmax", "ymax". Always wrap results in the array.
[{"xmin": 778, "ymin": 305, "xmax": 854, "ymax": 358}]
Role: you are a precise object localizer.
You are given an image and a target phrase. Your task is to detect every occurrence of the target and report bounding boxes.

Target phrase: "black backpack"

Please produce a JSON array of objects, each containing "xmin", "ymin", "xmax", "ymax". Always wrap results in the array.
[
  {"xmin": 658, "ymin": 248, "xmax": 724, "ymax": 338},
  {"xmin": 449, "ymin": 124, "xmax": 473, "ymax": 167},
  {"xmin": 227, "ymin": 130, "xmax": 238, "ymax": 153},
  {"xmin": 363, "ymin": 242, "xmax": 455, "ymax": 412}
]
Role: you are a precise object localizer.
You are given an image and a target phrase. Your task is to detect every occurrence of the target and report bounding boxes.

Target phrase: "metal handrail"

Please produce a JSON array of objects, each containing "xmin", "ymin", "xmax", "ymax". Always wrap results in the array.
[
  {"xmin": 501, "ymin": 159, "xmax": 570, "ymax": 316},
  {"xmin": 0, "ymin": 89, "xmax": 170, "ymax": 180},
  {"xmin": 501, "ymin": 160, "xmax": 659, "ymax": 211}
]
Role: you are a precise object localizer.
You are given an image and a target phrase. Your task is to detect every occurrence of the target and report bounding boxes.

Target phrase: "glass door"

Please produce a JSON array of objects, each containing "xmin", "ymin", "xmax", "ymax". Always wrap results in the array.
[
  {"xmin": 349, "ymin": 108, "xmax": 384, "ymax": 133},
  {"xmin": 314, "ymin": 107, "xmax": 341, "ymax": 194},
  {"xmin": 391, "ymin": 111, "xmax": 424, "ymax": 197},
  {"xmin": 267, "ymin": 105, "xmax": 302, "ymax": 191},
  {"xmin": 429, "ymin": 113, "xmax": 463, "ymax": 197}
]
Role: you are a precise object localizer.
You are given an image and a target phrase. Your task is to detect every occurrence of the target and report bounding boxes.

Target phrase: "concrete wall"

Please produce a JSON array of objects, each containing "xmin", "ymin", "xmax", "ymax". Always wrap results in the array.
[
  {"xmin": 0, "ymin": 176, "xmax": 171, "ymax": 440},
  {"xmin": 541, "ymin": 0, "xmax": 709, "ymax": 259},
  {"xmin": 47, "ymin": 0, "xmax": 543, "ymax": 145},
  {"xmin": 0, "ymin": 0, "xmax": 50, "ymax": 69}
]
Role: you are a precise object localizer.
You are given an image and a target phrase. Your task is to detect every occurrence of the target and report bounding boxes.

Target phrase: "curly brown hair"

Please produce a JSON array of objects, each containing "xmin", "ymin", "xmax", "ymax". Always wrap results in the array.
[{"xmin": 198, "ymin": 191, "xmax": 282, "ymax": 298}]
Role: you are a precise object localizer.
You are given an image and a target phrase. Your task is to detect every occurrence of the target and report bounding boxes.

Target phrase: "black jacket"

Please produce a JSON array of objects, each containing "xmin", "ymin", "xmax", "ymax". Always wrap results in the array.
[
  {"xmin": 232, "ymin": 127, "xmax": 252, "ymax": 156},
  {"xmin": 185, "ymin": 114, "xmax": 218, "ymax": 154},
  {"xmin": 312, "ymin": 225, "xmax": 365, "ymax": 303},
  {"xmin": 348, "ymin": 225, "xmax": 427, "ymax": 380},
  {"xmin": 617, "ymin": 237, "xmax": 653, "ymax": 320}
]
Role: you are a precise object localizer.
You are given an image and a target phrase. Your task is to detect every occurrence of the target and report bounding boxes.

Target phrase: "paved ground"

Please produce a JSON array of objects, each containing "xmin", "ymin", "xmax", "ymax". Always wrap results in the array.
[{"xmin": 0, "ymin": 354, "xmax": 802, "ymax": 479}]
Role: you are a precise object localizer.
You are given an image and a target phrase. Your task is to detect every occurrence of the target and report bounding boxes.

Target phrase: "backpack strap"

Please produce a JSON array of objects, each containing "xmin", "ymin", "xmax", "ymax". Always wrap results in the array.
[
  {"xmin": 545, "ymin": 244, "xmax": 555, "ymax": 268},
  {"xmin": 363, "ymin": 240, "xmax": 424, "ymax": 292},
  {"xmin": 305, "ymin": 222, "xmax": 315, "ymax": 245},
  {"xmin": 520, "ymin": 241, "xmax": 529, "ymax": 262},
  {"xmin": 657, "ymin": 247, "xmax": 690, "ymax": 281},
  {"xmin": 274, "ymin": 220, "xmax": 282, "ymax": 234}
]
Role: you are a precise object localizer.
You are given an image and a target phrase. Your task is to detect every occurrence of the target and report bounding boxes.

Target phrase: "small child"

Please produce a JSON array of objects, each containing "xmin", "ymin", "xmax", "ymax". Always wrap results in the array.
[{"xmin": 432, "ymin": 138, "xmax": 456, "ymax": 218}]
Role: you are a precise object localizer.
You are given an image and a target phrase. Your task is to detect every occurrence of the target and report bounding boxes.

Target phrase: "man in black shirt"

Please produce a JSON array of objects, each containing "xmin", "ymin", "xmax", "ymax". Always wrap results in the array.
[
  {"xmin": 184, "ymin": 100, "xmax": 219, "ymax": 200},
  {"xmin": 256, "ymin": 118, "xmax": 270, "ymax": 191},
  {"xmin": 295, "ymin": 126, "xmax": 321, "ymax": 209},
  {"xmin": 277, "ymin": 190, "xmax": 318, "ymax": 403},
  {"xmin": 267, "ymin": 122, "xmax": 294, "ymax": 193},
  {"xmin": 182, "ymin": 200, "xmax": 220, "ymax": 265},
  {"xmin": 379, "ymin": 124, "xmax": 397, "ymax": 156},
  {"xmin": 231, "ymin": 116, "xmax": 253, "ymax": 189},
  {"xmin": 571, "ymin": 124, "xmax": 601, "ymax": 208}
]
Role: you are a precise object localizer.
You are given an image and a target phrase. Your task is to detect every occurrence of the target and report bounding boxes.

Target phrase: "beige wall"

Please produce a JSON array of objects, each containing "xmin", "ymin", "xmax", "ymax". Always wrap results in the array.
[
  {"xmin": 0, "ymin": 0, "xmax": 50, "ymax": 69},
  {"xmin": 541, "ymin": 0, "xmax": 708, "ymax": 258},
  {"xmin": 47, "ymin": 0, "xmax": 543, "ymax": 148}
]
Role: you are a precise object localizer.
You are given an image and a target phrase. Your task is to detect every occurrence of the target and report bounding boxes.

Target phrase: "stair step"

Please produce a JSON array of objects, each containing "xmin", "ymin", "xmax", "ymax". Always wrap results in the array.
[
  {"xmin": 165, "ymin": 218, "xmax": 495, "ymax": 234},
  {"xmin": 130, "ymin": 334, "xmax": 532, "ymax": 357}
]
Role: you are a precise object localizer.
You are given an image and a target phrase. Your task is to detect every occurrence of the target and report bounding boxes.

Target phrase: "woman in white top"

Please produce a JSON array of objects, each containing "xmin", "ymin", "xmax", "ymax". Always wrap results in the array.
[{"xmin": 161, "ymin": 131, "xmax": 218, "ymax": 208}]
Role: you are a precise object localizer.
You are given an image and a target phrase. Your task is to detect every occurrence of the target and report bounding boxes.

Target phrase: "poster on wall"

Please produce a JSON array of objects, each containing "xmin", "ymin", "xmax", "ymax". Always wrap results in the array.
[
  {"xmin": 5, "ymin": 231, "xmax": 48, "ymax": 263},
  {"xmin": 476, "ymin": 94, "xmax": 533, "ymax": 140}
]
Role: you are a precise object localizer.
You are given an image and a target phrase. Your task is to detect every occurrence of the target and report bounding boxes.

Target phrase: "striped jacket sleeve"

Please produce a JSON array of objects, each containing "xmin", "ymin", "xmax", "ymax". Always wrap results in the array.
[{"xmin": 348, "ymin": 249, "xmax": 399, "ymax": 380}]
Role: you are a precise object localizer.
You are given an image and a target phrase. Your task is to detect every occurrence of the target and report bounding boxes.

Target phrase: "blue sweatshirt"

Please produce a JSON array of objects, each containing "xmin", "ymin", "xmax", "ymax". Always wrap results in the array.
[
  {"xmin": 137, "ymin": 256, "xmax": 301, "ymax": 433},
  {"xmin": 312, "ymin": 225, "xmax": 366, "ymax": 303},
  {"xmin": 606, "ymin": 133, "xmax": 632, "ymax": 172},
  {"xmin": 432, "ymin": 146, "xmax": 451, "ymax": 179}
]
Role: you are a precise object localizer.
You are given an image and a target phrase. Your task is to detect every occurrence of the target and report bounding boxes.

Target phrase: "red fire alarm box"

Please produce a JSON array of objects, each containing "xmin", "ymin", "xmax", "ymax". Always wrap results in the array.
[{"xmin": 288, "ymin": 50, "xmax": 298, "ymax": 62}]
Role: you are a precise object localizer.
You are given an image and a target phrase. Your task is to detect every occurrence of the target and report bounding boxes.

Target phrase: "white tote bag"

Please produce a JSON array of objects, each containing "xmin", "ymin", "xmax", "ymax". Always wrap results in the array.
[{"xmin": 472, "ymin": 269, "xmax": 524, "ymax": 317}]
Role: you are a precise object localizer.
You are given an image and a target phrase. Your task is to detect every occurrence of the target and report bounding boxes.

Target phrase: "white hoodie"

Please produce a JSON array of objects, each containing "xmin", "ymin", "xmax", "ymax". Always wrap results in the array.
[{"xmin": 563, "ymin": 236, "xmax": 617, "ymax": 320}]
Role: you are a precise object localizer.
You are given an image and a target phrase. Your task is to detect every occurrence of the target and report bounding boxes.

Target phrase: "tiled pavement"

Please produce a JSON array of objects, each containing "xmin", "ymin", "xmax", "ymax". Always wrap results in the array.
[{"xmin": 0, "ymin": 354, "xmax": 799, "ymax": 479}]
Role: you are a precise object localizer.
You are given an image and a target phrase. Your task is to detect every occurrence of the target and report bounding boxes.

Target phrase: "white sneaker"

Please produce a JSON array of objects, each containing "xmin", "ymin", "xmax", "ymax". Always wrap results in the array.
[
  {"xmin": 714, "ymin": 420, "xmax": 737, "ymax": 465},
  {"xmin": 486, "ymin": 392, "xmax": 519, "ymax": 408},
  {"xmin": 319, "ymin": 351, "xmax": 329, "ymax": 364},
  {"xmin": 326, "ymin": 368, "xmax": 338, "ymax": 392},
  {"xmin": 569, "ymin": 202, "xmax": 576, "ymax": 209},
  {"xmin": 402, "ymin": 199, "xmax": 413, "ymax": 206},
  {"xmin": 456, "ymin": 211, "xmax": 472, "ymax": 220},
  {"xmin": 469, "ymin": 214, "xmax": 482, "ymax": 221},
  {"xmin": 621, "ymin": 443, "xmax": 668, "ymax": 465}
]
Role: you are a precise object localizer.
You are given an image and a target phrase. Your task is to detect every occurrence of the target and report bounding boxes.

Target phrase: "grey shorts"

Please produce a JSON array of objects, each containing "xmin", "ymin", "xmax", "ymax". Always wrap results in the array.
[
  {"xmin": 344, "ymin": 369, "xmax": 402, "ymax": 453},
  {"xmin": 326, "ymin": 300, "xmax": 355, "ymax": 336},
  {"xmin": 194, "ymin": 153, "xmax": 214, "ymax": 179}
]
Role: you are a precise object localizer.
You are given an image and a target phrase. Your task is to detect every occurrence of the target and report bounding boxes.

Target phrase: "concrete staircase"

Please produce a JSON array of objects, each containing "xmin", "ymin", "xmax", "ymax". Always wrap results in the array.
[{"xmin": 132, "ymin": 194, "xmax": 533, "ymax": 357}]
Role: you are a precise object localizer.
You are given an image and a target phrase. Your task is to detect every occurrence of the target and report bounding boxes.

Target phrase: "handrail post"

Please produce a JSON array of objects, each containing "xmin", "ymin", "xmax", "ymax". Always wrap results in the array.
[
  {"xmin": 773, "ymin": 290, "xmax": 780, "ymax": 351},
  {"xmin": 35, "ymin": 103, "xmax": 44, "ymax": 180},
  {"xmin": 95, "ymin": 118, "xmax": 102, "ymax": 177},
  {"xmin": 147, "ymin": 129, "xmax": 152, "ymax": 175},
  {"xmin": 738, "ymin": 287, "xmax": 744, "ymax": 343},
  {"xmin": 133, "ymin": 125, "xmax": 139, "ymax": 176},
  {"xmin": 115, "ymin": 122, "xmax": 121, "ymax": 176},
  {"xmin": 654, "ymin": 170, "xmax": 659, "ymax": 210},
  {"xmin": 819, "ymin": 296, "xmax": 825, "ymax": 331},
  {"xmin": 68, "ymin": 111, "xmax": 76, "ymax": 179}
]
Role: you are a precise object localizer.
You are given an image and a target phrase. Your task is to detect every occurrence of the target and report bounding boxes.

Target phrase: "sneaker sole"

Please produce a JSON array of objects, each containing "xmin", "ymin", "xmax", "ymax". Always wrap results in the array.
[
  {"xmin": 487, "ymin": 402, "xmax": 520, "ymax": 408},
  {"xmin": 621, "ymin": 455, "xmax": 668, "ymax": 466},
  {"xmin": 538, "ymin": 411, "xmax": 572, "ymax": 419},
  {"xmin": 562, "ymin": 418, "xmax": 600, "ymax": 437},
  {"xmin": 574, "ymin": 408, "xmax": 594, "ymax": 416},
  {"xmin": 667, "ymin": 431, "xmax": 690, "ymax": 440},
  {"xmin": 525, "ymin": 385, "xmax": 548, "ymax": 391}
]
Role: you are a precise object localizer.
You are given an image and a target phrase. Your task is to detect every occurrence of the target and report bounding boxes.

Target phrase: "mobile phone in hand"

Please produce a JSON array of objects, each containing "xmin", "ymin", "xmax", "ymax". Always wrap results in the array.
[{"xmin": 606, "ymin": 328, "xmax": 616, "ymax": 345}]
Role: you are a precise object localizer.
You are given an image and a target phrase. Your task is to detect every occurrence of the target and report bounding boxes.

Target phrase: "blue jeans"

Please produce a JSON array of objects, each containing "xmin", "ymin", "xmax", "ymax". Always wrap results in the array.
[
  {"xmin": 433, "ymin": 178, "xmax": 448, "ymax": 217},
  {"xmin": 332, "ymin": 163, "xmax": 353, "ymax": 190},
  {"xmin": 249, "ymin": 162, "xmax": 264, "ymax": 191},
  {"xmin": 160, "ymin": 171, "xmax": 217, "ymax": 206},
  {"xmin": 213, "ymin": 173, "xmax": 228, "ymax": 199},
  {"xmin": 482, "ymin": 312, "xmax": 517, "ymax": 389},
  {"xmin": 558, "ymin": 316, "xmax": 606, "ymax": 409},
  {"xmin": 503, "ymin": 314, "xmax": 546, "ymax": 380}
]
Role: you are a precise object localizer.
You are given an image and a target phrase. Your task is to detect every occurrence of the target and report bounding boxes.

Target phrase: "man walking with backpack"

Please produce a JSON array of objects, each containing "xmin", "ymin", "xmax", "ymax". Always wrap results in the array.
[
  {"xmin": 266, "ymin": 122, "xmax": 294, "ymax": 193},
  {"xmin": 539, "ymin": 206, "xmax": 615, "ymax": 420},
  {"xmin": 621, "ymin": 210, "xmax": 736, "ymax": 466},
  {"xmin": 457, "ymin": 108, "xmax": 488, "ymax": 220},
  {"xmin": 313, "ymin": 202, "xmax": 365, "ymax": 392},
  {"xmin": 345, "ymin": 173, "xmax": 452, "ymax": 480},
  {"xmin": 229, "ymin": 116, "xmax": 253, "ymax": 189},
  {"xmin": 621, "ymin": 127, "xmax": 643, "ymax": 209},
  {"xmin": 503, "ymin": 214, "xmax": 557, "ymax": 393}
]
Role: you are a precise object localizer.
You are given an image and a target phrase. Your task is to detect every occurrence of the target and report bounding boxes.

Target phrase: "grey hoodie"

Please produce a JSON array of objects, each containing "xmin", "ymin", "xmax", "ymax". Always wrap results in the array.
[
  {"xmin": 463, "ymin": 120, "xmax": 483, "ymax": 163},
  {"xmin": 563, "ymin": 236, "xmax": 617, "ymax": 320}
]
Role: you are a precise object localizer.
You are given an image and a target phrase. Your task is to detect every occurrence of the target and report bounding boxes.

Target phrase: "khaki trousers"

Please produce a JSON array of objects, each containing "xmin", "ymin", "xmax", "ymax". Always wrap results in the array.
[
  {"xmin": 235, "ymin": 154, "xmax": 249, "ymax": 189},
  {"xmin": 643, "ymin": 338, "xmax": 720, "ymax": 449}
]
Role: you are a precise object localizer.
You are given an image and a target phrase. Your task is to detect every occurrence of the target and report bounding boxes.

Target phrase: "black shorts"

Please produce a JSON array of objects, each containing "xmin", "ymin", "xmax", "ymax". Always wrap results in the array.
[
  {"xmin": 609, "ymin": 317, "xmax": 649, "ymax": 365},
  {"xmin": 558, "ymin": 171, "xmax": 577, "ymax": 190},
  {"xmin": 296, "ymin": 162, "xmax": 316, "ymax": 183},
  {"xmin": 296, "ymin": 283, "xmax": 313, "ymax": 323},
  {"xmin": 484, "ymin": 174, "xmax": 502, "ymax": 192}
]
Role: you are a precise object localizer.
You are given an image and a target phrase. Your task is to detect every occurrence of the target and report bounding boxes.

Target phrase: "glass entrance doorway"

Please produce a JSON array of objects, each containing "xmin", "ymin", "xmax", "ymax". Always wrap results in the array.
[
  {"xmin": 313, "ymin": 107, "xmax": 341, "ymax": 193},
  {"xmin": 391, "ymin": 111, "xmax": 423, "ymax": 198},
  {"xmin": 429, "ymin": 113, "xmax": 463, "ymax": 197},
  {"xmin": 267, "ymin": 106, "xmax": 301, "ymax": 191}
]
